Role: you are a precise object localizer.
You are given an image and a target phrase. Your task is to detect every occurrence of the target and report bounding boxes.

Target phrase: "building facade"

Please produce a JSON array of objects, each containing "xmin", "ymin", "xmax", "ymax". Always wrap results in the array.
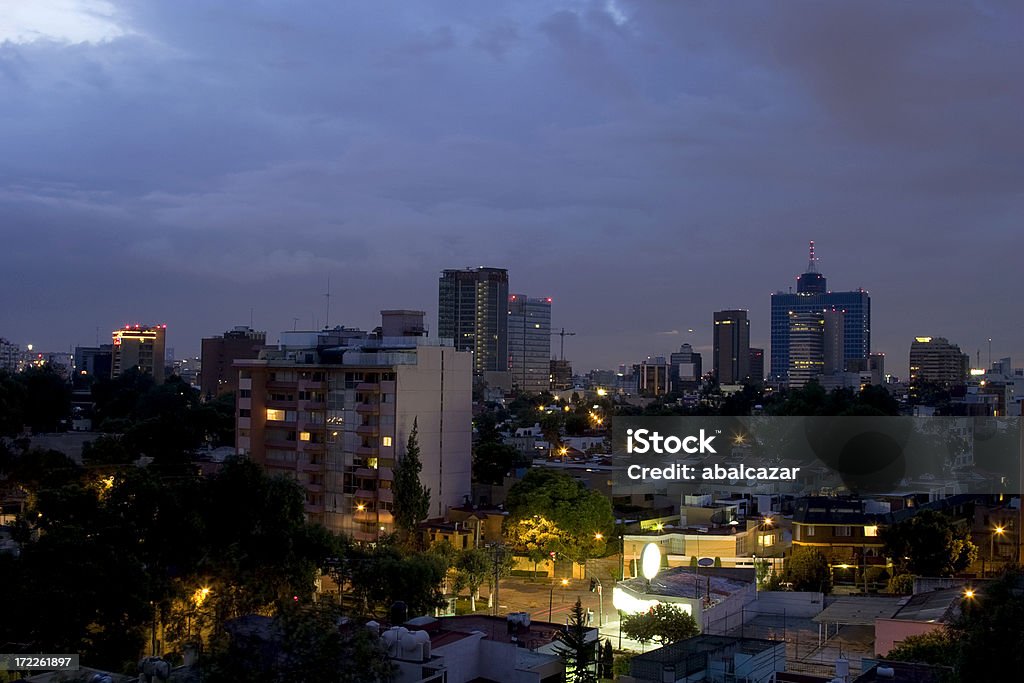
[
  {"xmin": 438, "ymin": 267, "xmax": 509, "ymax": 375},
  {"xmin": 713, "ymin": 310, "xmax": 750, "ymax": 384},
  {"xmin": 909, "ymin": 337, "xmax": 969, "ymax": 387},
  {"xmin": 670, "ymin": 343, "xmax": 703, "ymax": 392},
  {"xmin": 770, "ymin": 243, "xmax": 871, "ymax": 383},
  {"xmin": 235, "ymin": 320, "xmax": 472, "ymax": 541},
  {"xmin": 111, "ymin": 324, "xmax": 167, "ymax": 383},
  {"xmin": 507, "ymin": 294, "xmax": 551, "ymax": 394},
  {"xmin": 200, "ymin": 326, "xmax": 268, "ymax": 397}
]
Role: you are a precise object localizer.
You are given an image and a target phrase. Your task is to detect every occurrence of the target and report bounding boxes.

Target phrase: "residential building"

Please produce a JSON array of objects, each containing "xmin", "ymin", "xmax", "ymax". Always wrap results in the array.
[
  {"xmin": 200, "ymin": 326, "xmax": 268, "ymax": 397},
  {"xmin": 507, "ymin": 294, "xmax": 552, "ymax": 393},
  {"xmin": 438, "ymin": 267, "xmax": 509, "ymax": 376},
  {"xmin": 874, "ymin": 587, "xmax": 963, "ymax": 657},
  {"xmin": 613, "ymin": 567, "xmax": 757, "ymax": 634},
  {"xmin": 909, "ymin": 337, "xmax": 969, "ymax": 388},
  {"xmin": 111, "ymin": 324, "xmax": 167, "ymax": 383},
  {"xmin": 771, "ymin": 242, "xmax": 871, "ymax": 382},
  {"xmin": 0, "ymin": 338, "xmax": 19, "ymax": 372},
  {"xmin": 235, "ymin": 312, "xmax": 472, "ymax": 541},
  {"xmin": 791, "ymin": 497, "xmax": 886, "ymax": 571},
  {"xmin": 788, "ymin": 311, "xmax": 825, "ymax": 389},
  {"xmin": 713, "ymin": 310, "xmax": 750, "ymax": 384}
]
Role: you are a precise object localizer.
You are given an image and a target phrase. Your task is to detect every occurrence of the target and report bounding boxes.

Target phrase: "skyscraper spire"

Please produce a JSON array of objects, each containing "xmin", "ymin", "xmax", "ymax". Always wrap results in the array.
[
  {"xmin": 796, "ymin": 240, "xmax": 827, "ymax": 294},
  {"xmin": 807, "ymin": 240, "xmax": 818, "ymax": 273}
]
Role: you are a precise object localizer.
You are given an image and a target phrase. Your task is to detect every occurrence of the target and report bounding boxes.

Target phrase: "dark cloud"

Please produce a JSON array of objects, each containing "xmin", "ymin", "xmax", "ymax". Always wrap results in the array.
[{"xmin": 1, "ymin": 0, "xmax": 1021, "ymax": 375}]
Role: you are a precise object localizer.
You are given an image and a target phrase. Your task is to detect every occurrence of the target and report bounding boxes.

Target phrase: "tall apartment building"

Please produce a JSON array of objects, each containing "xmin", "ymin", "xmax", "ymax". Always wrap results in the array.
[
  {"xmin": 748, "ymin": 348, "xmax": 764, "ymax": 385},
  {"xmin": 770, "ymin": 242, "xmax": 870, "ymax": 383},
  {"xmin": 909, "ymin": 337, "xmax": 969, "ymax": 387},
  {"xmin": 111, "ymin": 324, "xmax": 167, "ymax": 383},
  {"xmin": 235, "ymin": 312, "xmax": 472, "ymax": 541},
  {"xmin": 788, "ymin": 311, "xmax": 824, "ymax": 389},
  {"xmin": 0, "ymin": 338, "xmax": 20, "ymax": 373},
  {"xmin": 713, "ymin": 310, "xmax": 750, "ymax": 384},
  {"xmin": 200, "ymin": 326, "xmax": 268, "ymax": 397},
  {"xmin": 507, "ymin": 294, "xmax": 552, "ymax": 394},
  {"xmin": 438, "ymin": 267, "xmax": 509, "ymax": 376},
  {"xmin": 634, "ymin": 356, "xmax": 670, "ymax": 396}
]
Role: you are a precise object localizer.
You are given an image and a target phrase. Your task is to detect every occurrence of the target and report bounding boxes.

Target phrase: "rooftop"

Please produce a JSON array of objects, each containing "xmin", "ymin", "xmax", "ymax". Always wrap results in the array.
[
  {"xmin": 619, "ymin": 566, "xmax": 756, "ymax": 601},
  {"xmin": 888, "ymin": 588, "xmax": 963, "ymax": 623}
]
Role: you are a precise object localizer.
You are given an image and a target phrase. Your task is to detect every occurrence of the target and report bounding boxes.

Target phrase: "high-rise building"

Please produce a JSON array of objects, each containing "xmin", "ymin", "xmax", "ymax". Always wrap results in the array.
[
  {"xmin": 235, "ymin": 312, "xmax": 472, "ymax": 541},
  {"xmin": 634, "ymin": 356, "xmax": 670, "ymax": 396},
  {"xmin": 670, "ymin": 343, "xmax": 703, "ymax": 392},
  {"xmin": 748, "ymin": 348, "xmax": 764, "ymax": 385},
  {"xmin": 111, "ymin": 324, "xmax": 167, "ymax": 383},
  {"xmin": 788, "ymin": 311, "xmax": 825, "ymax": 389},
  {"xmin": 0, "ymin": 338, "xmax": 20, "ymax": 373},
  {"xmin": 200, "ymin": 326, "xmax": 268, "ymax": 397},
  {"xmin": 909, "ymin": 337, "xmax": 969, "ymax": 387},
  {"xmin": 74, "ymin": 345, "xmax": 113, "ymax": 378},
  {"xmin": 713, "ymin": 310, "xmax": 750, "ymax": 384},
  {"xmin": 822, "ymin": 309, "xmax": 846, "ymax": 375},
  {"xmin": 549, "ymin": 359, "xmax": 572, "ymax": 391},
  {"xmin": 438, "ymin": 267, "xmax": 509, "ymax": 375},
  {"xmin": 771, "ymin": 242, "xmax": 871, "ymax": 383},
  {"xmin": 507, "ymin": 294, "xmax": 552, "ymax": 394}
]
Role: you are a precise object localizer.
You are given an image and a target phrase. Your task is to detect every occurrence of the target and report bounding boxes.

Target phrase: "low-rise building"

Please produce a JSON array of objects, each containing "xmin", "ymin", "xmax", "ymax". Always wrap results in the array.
[{"xmin": 625, "ymin": 635, "xmax": 786, "ymax": 683}]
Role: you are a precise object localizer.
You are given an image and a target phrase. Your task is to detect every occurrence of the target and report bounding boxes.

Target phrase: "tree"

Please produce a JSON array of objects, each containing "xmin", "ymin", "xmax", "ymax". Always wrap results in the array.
[
  {"xmin": 947, "ymin": 567, "xmax": 1024, "ymax": 680},
  {"xmin": 784, "ymin": 548, "xmax": 832, "ymax": 593},
  {"xmin": 555, "ymin": 599, "xmax": 597, "ymax": 682},
  {"xmin": 504, "ymin": 516, "xmax": 563, "ymax": 574},
  {"xmin": 503, "ymin": 469, "xmax": 613, "ymax": 563},
  {"xmin": 887, "ymin": 573, "xmax": 915, "ymax": 595},
  {"xmin": 621, "ymin": 603, "xmax": 698, "ymax": 647},
  {"xmin": 884, "ymin": 629, "xmax": 955, "ymax": 667},
  {"xmin": 600, "ymin": 639, "xmax": 614, "ymax": 680},
  {"xmin": 473, "ymin": 440, "xmax": 525, "ymax": 485},
  {"xmin": 392, "ymin": 418, "xmax": 431, "ymax": 537},
  {"xmin": 17, "ymin": 365, "xmax": 71, "ymax": 433},
  {"xmin": 453, "ymin": 548, "xmax": 490, "ymax": 611},
  {"xmin": 881, "ymin": 510, "xmax": 977, "ymax": 577}
]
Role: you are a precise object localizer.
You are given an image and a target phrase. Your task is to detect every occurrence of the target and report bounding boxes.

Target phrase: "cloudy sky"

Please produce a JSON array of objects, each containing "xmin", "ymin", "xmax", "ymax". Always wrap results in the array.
[{"xmin": 2, "ymin": 0, "xmax": 1021, "ymax": 376}]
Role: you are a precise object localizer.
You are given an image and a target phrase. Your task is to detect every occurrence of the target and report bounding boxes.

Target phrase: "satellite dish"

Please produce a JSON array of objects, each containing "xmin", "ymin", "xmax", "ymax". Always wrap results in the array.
[{"xmin": 697, "ymin": 557, "xmax": 714, "ymax": 567}]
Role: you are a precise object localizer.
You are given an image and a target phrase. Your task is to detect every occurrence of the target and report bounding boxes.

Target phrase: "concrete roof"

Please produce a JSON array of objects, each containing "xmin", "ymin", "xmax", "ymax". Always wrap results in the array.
[{"xmin": 812, "ymin": 596, "xmax": 903, "ymax": 625}]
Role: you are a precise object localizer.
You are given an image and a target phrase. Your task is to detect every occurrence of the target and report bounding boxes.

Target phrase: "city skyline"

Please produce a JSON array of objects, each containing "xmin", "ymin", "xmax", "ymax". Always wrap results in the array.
[{"xmin": 2, "ymin": 1, "xmax": 1022, "ymax": 376}]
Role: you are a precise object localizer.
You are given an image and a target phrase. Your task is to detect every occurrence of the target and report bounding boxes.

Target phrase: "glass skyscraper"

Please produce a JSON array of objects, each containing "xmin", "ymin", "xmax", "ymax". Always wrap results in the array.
[
  {"xmin": 507, "ymin": 294, "xmax": 552, "ymax": 393},
  {"xmin": 770, "ymin": 243, "xmax": 871, "ymax": 382},
  {"xmin": 438, "ymin": 267, "xmax": 509, "ymax": 375}
]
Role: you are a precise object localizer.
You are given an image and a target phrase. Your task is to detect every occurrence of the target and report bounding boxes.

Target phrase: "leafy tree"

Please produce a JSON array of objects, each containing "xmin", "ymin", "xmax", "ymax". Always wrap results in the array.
[
  {"xmin": 0, "ymin": 371, "xmax": 26, "ymax": 436},
  {"xmin": 346, "ymin": 542, "xmax": 448, "ymax": 618},
  {"xmin": 884, "ymin": 629, "xmax": 955, "ymax": 667},
  {"xmin": 621, "ymin": 603, "xmax": 698, "ymax": 647},
  {"xmin": 505, "ymin": 516, "xmax": 563, "ymax": 574},
  {"xmin": 555, "ymin": 599, "xmax": 597, "ymax": 682},
  {"xmin": 600, "ymin": 639, "xmax": 614, "ymax": 680},
  {"xmin": 784, "ymin": 548, "xmax": 832, "ymax": 593},
  {"xmin": 947, "ymin": 567, "xmax": 1024, "ymax": 680},
  {"xmin": 17, "ymin": 365, "xmax": 71, "ymax": 432},
  {"xmin": 392, "ymin": 418, "xmax": 431, "ymax": 536},
  {"xmin": 473, "ymin": 440, "xmax": 526, "ymax": 485},
  {"xmin": 504, "ymin": 469, "xmax": 613, "ymax": 563},
  {"xmin": 887, "ymin": 573, "xmax": 915, "ymax": 595},
  {"xmin": 453, "ymin": 548, "xmax": 491, "ymax": 611},
  {"xmin": 881, "ymin": 510, "xmax": 977, "ymax": 577}
]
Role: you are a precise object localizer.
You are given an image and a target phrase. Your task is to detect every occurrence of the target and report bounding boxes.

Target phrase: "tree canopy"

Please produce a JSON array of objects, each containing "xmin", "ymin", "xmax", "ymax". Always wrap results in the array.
[
  {"xmin": 881, "ymin": 510, "xmax": 977, "ymax": 577},
  {"xmin": 784, "ymin": 547, "xmax": 832, "ymax": 593},
  {"xmin": 392, "ymin": 418, "xmax": 431, "ymax": 536}
]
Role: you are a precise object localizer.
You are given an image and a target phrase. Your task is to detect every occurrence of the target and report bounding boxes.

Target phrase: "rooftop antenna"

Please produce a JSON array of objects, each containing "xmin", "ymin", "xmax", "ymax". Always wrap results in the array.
[
  {"xmin": 292, "ymin": 317, "xmax": 299, "ymax": 331},
  {"xmin": 325, "ymin": 275, "xmax": 331, "ymax": 329},
  {"xmin": 988, "ymin": 338, "xmax": 992, "ymax": 369},
  {"xmin": 250, "ymin": 308, "xmax": 254, "ymax": 329},
  {"xmin": 807, "ymin": 240, "xmax": 818, "ymax": 273}
]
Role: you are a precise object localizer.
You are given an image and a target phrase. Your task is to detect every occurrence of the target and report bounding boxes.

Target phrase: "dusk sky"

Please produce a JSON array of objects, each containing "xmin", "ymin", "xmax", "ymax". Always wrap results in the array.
[{"xmin": 2, "ymin": 0, "xmax": 1022, "ymax": 376}]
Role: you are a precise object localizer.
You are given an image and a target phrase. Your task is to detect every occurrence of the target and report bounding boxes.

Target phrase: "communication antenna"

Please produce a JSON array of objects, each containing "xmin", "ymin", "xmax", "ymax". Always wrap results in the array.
[
  {"xmin": 807, "ymin": 240, "xmax": 818, "ymax": 273},
  {"xmin": 550, "ymin": 328, "xmax": 577, "ymax": 361}
]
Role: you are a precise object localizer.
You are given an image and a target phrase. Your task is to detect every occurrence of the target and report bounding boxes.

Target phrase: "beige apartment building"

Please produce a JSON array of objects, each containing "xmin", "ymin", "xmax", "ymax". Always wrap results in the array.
[
  {"xmin": 234, "ymin": 320, "xmax": 472, "ymax": 542},
  {"xmin": 111, "ymin": 324, "xmax": 167, "ymax": 383}
]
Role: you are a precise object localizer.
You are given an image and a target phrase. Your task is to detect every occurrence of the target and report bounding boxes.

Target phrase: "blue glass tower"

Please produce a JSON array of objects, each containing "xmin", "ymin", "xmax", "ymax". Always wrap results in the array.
[{"xmin": 770, "ymin": 242, "xmax": 871, "ymax": 382}]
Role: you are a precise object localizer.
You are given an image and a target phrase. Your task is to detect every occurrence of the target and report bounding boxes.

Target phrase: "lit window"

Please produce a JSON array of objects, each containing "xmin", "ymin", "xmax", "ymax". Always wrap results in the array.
[
  {"xmin": 266, "ymin": 408, "xmax": 286, "ymax": 421},
  {"xmin": 382, "ymin": 436, "xmax": 393, "ymax": 447},
  {"xmin": 864, "ymin": 525, "xmax": 878, "ymax": 537},
  {"xmin": 299, "ymin": 431, "xmax": 311, "ymax": 442}
]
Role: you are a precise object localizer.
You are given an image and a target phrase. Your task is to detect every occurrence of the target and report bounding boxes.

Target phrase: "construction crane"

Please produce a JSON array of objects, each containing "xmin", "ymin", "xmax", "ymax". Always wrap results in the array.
[{"xmin": 551, "ymin": 327, "xmax": 576, "ymax": 361}]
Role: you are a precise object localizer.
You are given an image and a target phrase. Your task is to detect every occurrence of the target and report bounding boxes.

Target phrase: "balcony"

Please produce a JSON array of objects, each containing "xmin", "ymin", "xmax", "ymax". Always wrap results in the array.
[
  {"xmin": 356, "ymin": 446, "xmax": 378, "ymax": 457},
  {"xmin": 356, "ymin": 382, "xmax": 381, "ymax": 392},
  {"xmin": 378, "ymin": 467, "xmax": 394, "ymax": 481},
  {"xmin": 356, "ymin": 424, "xmax": 378, "ymax": 437},
  {"xmin": 355, "ymin": 467, "xmax": 378, "ymax": 478},
  {"xmin": 356, "ymin": 403, "xmax": 380, "ymax": 415}
]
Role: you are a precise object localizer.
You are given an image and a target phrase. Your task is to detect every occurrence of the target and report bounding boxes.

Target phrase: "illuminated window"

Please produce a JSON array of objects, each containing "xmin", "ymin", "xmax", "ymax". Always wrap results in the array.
[
  {"xmin": 864, "ymin": 525, "xmax": 878, "ymax": 537},
  {"xmin": 299, "ymin": 431, "xmax": 311, "ymax": 442},
  {"xmin": 266, "ymin": 408, "xmax": 286, "ymax": 421},
  {"xmin": 367, "ymin": 458, "xmax": 379, "ymax": 469},
  {"xmin": 382, "ymin": 436, "xmax": 393, "ymax": 447}
]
